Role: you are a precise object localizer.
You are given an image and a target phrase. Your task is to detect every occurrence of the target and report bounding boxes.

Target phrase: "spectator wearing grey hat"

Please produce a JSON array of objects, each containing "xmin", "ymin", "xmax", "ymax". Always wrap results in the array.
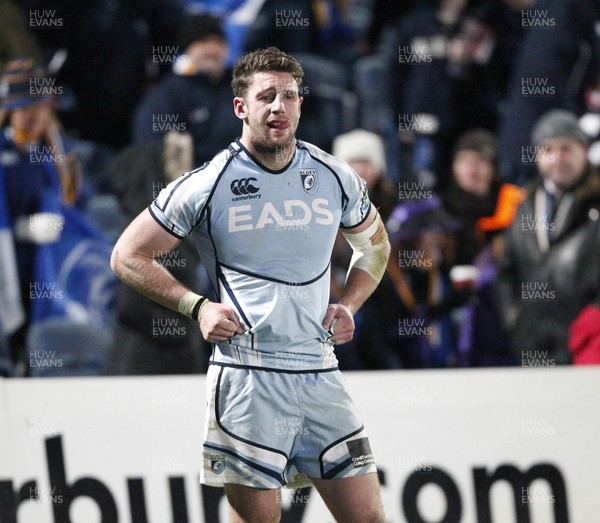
[{"xmin": 497, "ymin": 109, "xmax": 600, "ymax": 365}]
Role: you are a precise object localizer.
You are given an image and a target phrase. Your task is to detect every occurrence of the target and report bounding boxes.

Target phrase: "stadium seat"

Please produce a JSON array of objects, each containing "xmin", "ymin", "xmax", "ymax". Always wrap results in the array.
[{"xmin": 26, "ymin": 318, "xmax": 113, "ymax": 377}]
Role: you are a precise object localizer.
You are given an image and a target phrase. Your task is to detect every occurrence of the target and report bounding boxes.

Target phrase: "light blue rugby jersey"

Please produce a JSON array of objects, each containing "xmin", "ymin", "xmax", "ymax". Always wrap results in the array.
[{"xmin": 150, "ymin": 139, "xmax": 371, "ymax": 370}]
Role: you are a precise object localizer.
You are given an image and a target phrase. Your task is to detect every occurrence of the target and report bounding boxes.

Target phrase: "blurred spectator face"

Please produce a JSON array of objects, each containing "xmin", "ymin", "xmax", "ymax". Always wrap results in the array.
[
  {"xmin": 185, "ymin": 37, "xmax": 228, "ymax": 80},
  {"xmin": 415, "ymin": 230, "xmax": 452, "ymax": 268},
  {"xmin": 452, "ymin": 150, "xmax": 495, "ymax": 197},
  {"xmin": 440, "ymin": 0, "xmax": 467, "ymax": 15},
  {"xmin": 536, "ymin": 137, "xmax": 588, "ymax": 192},
  {"xmin": 9, "ymin": 102, "xmax": 52, "ymax": 143},
  {"xmin": 347, "ymin": 159, "xmax": 380, "ymax": 190}
]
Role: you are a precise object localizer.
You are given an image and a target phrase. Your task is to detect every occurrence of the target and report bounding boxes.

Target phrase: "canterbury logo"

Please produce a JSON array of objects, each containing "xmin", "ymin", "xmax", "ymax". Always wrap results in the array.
[{"xmin": 230, "ymin": 178, "xmax": 259, "ymax": 196}]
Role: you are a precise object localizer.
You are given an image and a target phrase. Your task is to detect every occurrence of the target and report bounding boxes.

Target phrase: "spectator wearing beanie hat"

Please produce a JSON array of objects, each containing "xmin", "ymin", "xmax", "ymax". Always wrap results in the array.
[
  {"xmin": 442, "ymin": 128, "xmax": 524, "ymax": 265},
  {"xmin": 332, "ymin": 129, "xmax": 397, "ymax": 221},
  {"xmin": 132, "ymin": 14, "xmax": 239, "ymax": 166},
  {"xmin": 498, "ymin": 109, "xmax": 600, "ymax": 365}
]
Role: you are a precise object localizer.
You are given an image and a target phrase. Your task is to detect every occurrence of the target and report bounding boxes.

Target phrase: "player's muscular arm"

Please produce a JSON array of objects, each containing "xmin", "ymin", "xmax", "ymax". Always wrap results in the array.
[
  {"xmin": 322, "ymin": 206, "xmax": 391, "ymax": 344},
  {"xmin": 111, "ymin": 209, "xmax": 242, "ymax": 342}
]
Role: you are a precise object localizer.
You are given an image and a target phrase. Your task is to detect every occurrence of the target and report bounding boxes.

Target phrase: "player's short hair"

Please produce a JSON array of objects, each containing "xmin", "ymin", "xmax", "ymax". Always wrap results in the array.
[{"xmin": 231, "ymin": 47, "xmax": 304, "ymax": 98}]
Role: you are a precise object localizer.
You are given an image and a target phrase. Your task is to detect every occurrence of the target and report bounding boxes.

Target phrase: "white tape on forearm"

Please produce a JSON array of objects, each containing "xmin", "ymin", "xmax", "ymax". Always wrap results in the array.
[
  {"xmin": 341, "ymin": 212, "xmax": 389, "ymax": 283},
  {"xmin": 177, "ymin": 291, "xmax": 204, "ymax": 320}
]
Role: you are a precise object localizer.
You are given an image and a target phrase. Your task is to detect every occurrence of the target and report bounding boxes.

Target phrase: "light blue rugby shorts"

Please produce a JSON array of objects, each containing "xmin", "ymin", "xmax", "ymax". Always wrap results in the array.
[{"xmin": 200, "ymin": 363, "xmax": 377, "ymax": 489}]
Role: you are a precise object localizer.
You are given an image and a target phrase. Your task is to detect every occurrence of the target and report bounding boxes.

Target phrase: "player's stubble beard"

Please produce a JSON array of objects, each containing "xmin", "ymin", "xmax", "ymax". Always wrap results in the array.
[{"xmin": 249, "ymin": 118, "xmax": 298, "ymax": 166}]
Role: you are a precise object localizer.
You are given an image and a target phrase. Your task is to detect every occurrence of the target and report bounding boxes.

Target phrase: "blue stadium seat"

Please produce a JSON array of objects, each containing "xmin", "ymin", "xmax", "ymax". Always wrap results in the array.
[{"xmin": 26, "ymin": 318, "xmax": 113, "ymax": 377}]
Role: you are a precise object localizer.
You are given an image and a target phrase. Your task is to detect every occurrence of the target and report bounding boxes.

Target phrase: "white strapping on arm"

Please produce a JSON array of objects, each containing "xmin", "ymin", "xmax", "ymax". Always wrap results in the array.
[{"xmin": 341, "ymin": 211, "xmax": 389, "ymax": 283}]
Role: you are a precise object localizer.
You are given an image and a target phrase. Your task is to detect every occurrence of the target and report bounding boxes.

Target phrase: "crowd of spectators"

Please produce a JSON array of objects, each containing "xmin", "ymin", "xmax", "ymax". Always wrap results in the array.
[{"xmin": 1, "ymin": 0, "xmax": 600, "ymax": 376}]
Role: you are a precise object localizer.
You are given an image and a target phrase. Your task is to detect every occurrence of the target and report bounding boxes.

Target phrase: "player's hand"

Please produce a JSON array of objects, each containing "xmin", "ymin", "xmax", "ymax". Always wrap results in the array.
[
  {"xmin": 199, "ymin": 302, "xmax": 244, "ymax": 343},
  {"xmin": 322, "ymin": 304, "xmax": 355, "ymax": 345}
]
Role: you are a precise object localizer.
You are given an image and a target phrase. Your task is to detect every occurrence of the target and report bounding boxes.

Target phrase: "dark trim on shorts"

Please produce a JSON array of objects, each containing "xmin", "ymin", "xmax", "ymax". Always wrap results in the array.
[
  {"xmin": 318, "ymin": 425, "xmax": 365, "ymax": 479},
  {"xmin": 204, "ymin": 443, "xmax": 285, "ymax": 485},
  {"xmin": 210, "ymin": 361, "xmax": 339, "ymax": 374},
  {"xmin": 215, "ymin": 366, "xmax": 289, "ymax": 459}
]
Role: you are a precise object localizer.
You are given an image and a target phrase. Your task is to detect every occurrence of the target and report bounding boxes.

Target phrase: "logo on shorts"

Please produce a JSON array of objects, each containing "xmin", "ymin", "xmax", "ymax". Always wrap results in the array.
[
  {"xmin": 209, "ymin": 455, "xmax": 225, "ymax": 475},
  {"xmin": 346, "ymin": 437, "xmax": 375, "ymax": 468},
  {"xmin": 300, "ymin": 168, "xmax": 318, "ymax": 195}
]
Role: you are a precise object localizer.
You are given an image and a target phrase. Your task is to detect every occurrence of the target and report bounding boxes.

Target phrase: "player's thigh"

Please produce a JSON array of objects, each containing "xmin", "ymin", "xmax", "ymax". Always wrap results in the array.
[
  {"xmin": 311, "ymin": 472, "xmax": 385, "ymax": 523},
  {"xmin": 224, "ymin": 483, "xmax": 281, "ymax": 523}
]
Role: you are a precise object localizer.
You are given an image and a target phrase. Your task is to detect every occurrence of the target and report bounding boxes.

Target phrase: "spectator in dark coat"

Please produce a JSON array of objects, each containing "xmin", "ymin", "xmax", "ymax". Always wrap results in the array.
[
  {"xmin": 104, "ymin": 133, "xmax": 208, "ymax": 375},
  {"xmin": 132, "ymin": 13, "xmax": 240, "ymax": 166},
  {"xmin": 498, "ymin": 110, "xmax": 600, "ymax": 366},
  {"xmin": 392, "ymin": 0, "xmax": 515, "ymax": 189}
]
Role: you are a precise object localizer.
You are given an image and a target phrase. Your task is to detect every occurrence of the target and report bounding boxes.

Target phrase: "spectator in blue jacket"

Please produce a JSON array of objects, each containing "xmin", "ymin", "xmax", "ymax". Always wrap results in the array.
[{"xmin": 132, "ymin": 13, "xmax": 240, "ymax": 165}]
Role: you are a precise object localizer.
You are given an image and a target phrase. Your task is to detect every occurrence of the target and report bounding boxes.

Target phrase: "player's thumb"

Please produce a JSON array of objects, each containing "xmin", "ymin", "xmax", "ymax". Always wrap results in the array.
[
  {"xmin": 321, "ymin": 305, "xmax": 337, "ymax": 330},
  {"xmin": 224, "ymin": 307, "xmax": 244, "ymax": 333}
]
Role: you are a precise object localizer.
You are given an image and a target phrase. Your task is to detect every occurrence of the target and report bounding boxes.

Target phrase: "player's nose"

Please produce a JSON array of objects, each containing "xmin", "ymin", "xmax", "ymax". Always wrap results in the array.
[{"xmin": 271, "ymin": 93, "xmax": 286, "ymax": 113}]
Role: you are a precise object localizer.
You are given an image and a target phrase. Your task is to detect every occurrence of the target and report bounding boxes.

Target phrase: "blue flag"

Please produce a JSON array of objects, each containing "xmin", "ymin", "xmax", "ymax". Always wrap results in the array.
[{"xmin": 30, "ymin": 185, "xmax": 118, "ymax": 327}]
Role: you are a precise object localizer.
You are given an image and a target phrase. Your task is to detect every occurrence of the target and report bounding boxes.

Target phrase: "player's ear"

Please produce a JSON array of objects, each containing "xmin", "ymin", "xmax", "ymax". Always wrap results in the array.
[{"xmin": 233, "ymin": 97, "xmax": 247, "ymax": 120}]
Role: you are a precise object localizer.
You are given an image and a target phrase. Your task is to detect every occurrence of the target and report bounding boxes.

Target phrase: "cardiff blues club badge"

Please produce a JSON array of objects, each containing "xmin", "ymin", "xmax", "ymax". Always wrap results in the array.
[{"xmin": 300, "ymin": 168, "xmax": 319, "ymax": 195}]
